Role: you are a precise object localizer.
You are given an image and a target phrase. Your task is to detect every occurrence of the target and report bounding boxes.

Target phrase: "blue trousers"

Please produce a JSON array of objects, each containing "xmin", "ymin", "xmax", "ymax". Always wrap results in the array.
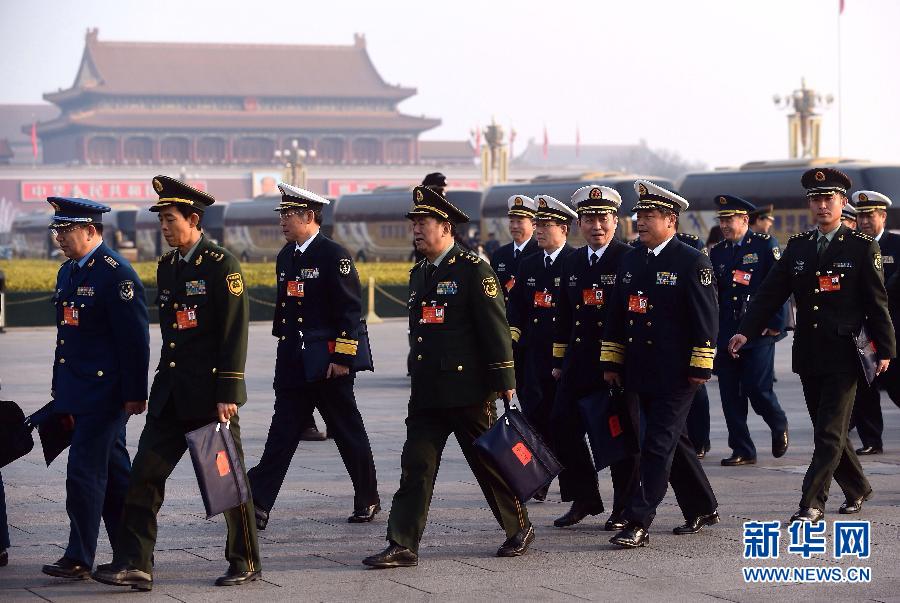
[
  {"xmin": 0, "ymin": 472, "xmax": 9, "ymax": 549},
  {"xmin": 716, "ymin": 343, "xmax": 787, "ymax": 458},
  {"xmin": 65, "ymin": 410, "xmax": 131, "ymax": 566}
]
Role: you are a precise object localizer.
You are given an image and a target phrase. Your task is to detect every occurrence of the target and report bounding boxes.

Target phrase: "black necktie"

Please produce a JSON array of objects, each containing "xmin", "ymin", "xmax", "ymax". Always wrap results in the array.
[
  {"xmin": 425, "ymin": 263, "xmax": 437, "ymax": 281},
  {"xmin": 817, "ymin": 235, "xmax": 829, "ymax": 261},
  {"xmin": 69, "ymin": 262, "xmax": 80, "ymax": 285},
  {"xmin": 590, "ymin": 253, "xmax": 599, "ymax": 266},
  {"xmin": 646, "ymin": 249, "xmax": 654, "ymax": 265},
  {"xmin": 514, "ymin": 248, "xmax": 520, "ymax": 260},
  {"xmin": 545, "ymin": 256, "xmax": 553, "ymax": 269},
  {"xmin": 176, "ymin": 258, "xmax": 187, "ymax": 279}
]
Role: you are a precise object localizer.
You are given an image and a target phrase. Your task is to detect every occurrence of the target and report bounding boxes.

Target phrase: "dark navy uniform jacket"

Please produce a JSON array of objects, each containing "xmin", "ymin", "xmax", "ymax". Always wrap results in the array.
[
  {"xmin": 552, "ymin": 240, "xmax": 631, "ymax": 399},
  {"xmin": 508, "ymin": 244, "xmax": 575, "ymax": 351},
  {"xmin": 601, "ymin": 236, "xmax": 719, "ymax": 393},
  {"xmin": 709, "ymin": 231, "xmax": 786, "ymax": 351},
  {"xmin": 490, "ymin": 238, "xmax": 540, "ymax": 303},
  {"xmin": 877, "ymin": 230, "xmax": 900, "ymax": 287},
  {"xmin": 272, "ymin": 233, "xmax": 363, "ymax": 390},
  {"xmin": 52, "ymin": 242, "xmax": 150, "ymax": 414}
]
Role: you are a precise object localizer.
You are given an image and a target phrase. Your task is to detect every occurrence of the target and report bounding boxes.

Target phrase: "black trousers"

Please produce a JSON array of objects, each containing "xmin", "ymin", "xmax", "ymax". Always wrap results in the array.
[
  {"xmin": 625, "ymin": 383, "xmax": 717, "ymax": 529},
  {"xmin": 550, "ymin": 381, "xmax": 639, "ymax": 511},
  {"xmin": 248, "ymin": 375, "xmax": 378, "ymax": 513},
  {"xmin": 800, "ymin": 372, "xmax": 870, "ymax": 511},
  {"xmin": 685, "ymin": 383, "xmax": 711, "ymax": 454}
]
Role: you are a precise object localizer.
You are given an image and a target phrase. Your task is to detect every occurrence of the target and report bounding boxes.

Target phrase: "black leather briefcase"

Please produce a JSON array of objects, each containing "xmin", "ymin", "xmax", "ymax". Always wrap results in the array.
[
  {"xmin": 185, "ymin": 421, "xmax": 251, "ymax": 518},
  {"xmin": 473, "ymin": 397, "xmax": 563, "ymax": 502},
  {"xmin": 300, "ymin": 320, "xmax": 375, "ymax": 382},
  {"xmin": 577, "ymin": 387, "xmax": 636, "ymax": 471},
  {"xmin": 0, "ymin": 400, "xmax": 34, "ymax": 468},
  {"xmin": 855, "ymin": 325, "xmax": 878, "ymax": 386},
  {"xmin": 27, "ymin": 401, "xmax": 73, "ymax": 467}
]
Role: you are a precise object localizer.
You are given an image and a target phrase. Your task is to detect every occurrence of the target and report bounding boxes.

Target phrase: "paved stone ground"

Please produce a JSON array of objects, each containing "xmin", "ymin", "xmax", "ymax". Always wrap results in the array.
[{"xmin": 0, "ymin": 319, "xmax": 898, "ymax": 602}]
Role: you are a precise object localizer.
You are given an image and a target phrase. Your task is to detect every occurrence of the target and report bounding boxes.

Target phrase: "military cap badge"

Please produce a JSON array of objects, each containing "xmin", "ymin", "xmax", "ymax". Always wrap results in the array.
[
  {"xmin": 538, "ymin": 198, "xmax": 548, "ymax": 207},
  {"xmin": 718, "ymin": 196, "xmax": 727, "ymax": 205},
  {"xmin": 815, "ymin": 171, "xmax": 826, "ymax": 182},
  {"xmin": 638, "ymin": 183, "xmax": 648, "ymax": 195},
  {"xmin": 153, "ymin": 178, "xmax": 163, "ymax": 192},
  {"xmin": 50, "ymin": 201, "xmax": 60, "ymax": 211},
  {"xmin": 226, "ymin": 273, "xmax": 244, "ymax": 297},
  {"xmin": 515, "ymin": 197, "xmax": 523, "ymax": 205},
  {"xmin": 415, "ymin": 189, "xmax": 424, "ymax": 202},
  {"xmin": 590, "ymin": 188, "xmax": 602, "ymax": 199},
  {"xmin": 858, "ymin": 193, "xmax": 868, "ymax": 202}
]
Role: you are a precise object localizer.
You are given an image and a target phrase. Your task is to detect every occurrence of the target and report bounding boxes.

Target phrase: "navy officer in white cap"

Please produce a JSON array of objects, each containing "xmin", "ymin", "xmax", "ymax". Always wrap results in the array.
[
  {"xmin": 490, "ymin": 194, "xmax": 541, "ymax": 303},
  {"xmin": 601, "ymin": 180, "xmax": 719, "ymax": 547}
]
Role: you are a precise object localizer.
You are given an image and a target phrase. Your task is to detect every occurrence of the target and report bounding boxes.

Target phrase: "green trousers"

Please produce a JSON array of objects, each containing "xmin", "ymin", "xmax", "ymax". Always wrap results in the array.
[
  {"xmin": 386, "ymin": 400, "xmax": 530, "ymax": 554},
  {"xmin": 799, "ymin": 371, "xmax": 871, "ymax": 511},
  {"xmin": 112, "ymin": 405, "xmax": 260, "ymax": 573}
]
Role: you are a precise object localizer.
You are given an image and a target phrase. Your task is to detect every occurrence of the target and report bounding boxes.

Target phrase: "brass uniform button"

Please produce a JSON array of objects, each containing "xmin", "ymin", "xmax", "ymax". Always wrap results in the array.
[
  {"xmin": 169, "ymin": 361, "xmax": 176, "ymax": 368},
  {"xmin": 59, "ymin": 358, "xmax": 66, "ymax": 364},
  {"xmin": 417, "ymin": 337, "xmax": 423, "ymax": 342},
  {"xmin": 575, "ymin": 337, "xmax": 581, "ymax": 343},
  {"xmin": 212, "ymin": 368, "xmax": 217, "ymax": 374},
  {"xmin": 171, "ymin": 323, "xmax": 178, "ymax": 329},
  {"xmin": 97, "ymin": 370, "xmax": 104, "ymax": 377},
  {"xmin": 174, "ymin": 303, "xmax": 179, "ymax": 309},
  {"xmin": 281, "ymin": 336, "xmax": 286, "ymax": 341},
  {"xmin": 457, "ymin": 365, "xmax": 463, "ymax": 372},
  {"xmin": 417, "ymin": 354, "xmax": 423, "ymax": 360},
  {"xmin": 169, "ymin": 342, "xmax": 175, "ymax": 348},
  {"xmin": 59, "ymin": 340, "xmax": 64, "ymax": 345}
]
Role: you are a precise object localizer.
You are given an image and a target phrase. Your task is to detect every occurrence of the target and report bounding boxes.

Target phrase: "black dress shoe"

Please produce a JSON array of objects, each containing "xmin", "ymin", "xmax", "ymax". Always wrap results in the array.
[
  {"xmin": 362, "ymin": 542, "xmax": 418, "ymax": 568},
  {"xmin": 604, "ymin": 511, "xmax": 628, "ymax": 532},
  {"xmin": 721, "ymin": 454, "xmax": 757, "ymax": 466},
  {"xmin": 855, "ymin": 446, "xmax": 883, "ymax": 456},
  {"xmin": 696, "ymin": 449, "xmax": 706, "ymax": 460},
  {"xmin": 839, "ymin": 489, "xmax": 873, "ymax": 514},
  {"xmin": 497, "ymin": 524, "xmax": 535, "ymax": 557},
  {"xmin": 300, "ymin": 426, "xmax": 327, "ymax": 441},
  {"xmin": 673, "ymin": 510, "xmax": 720, "ymax": 535},
  {"xmin": 772, "ymin": 428, "xmax": 789, "ymax": 458},
  {"xmin": 532, "ymin": 484, "xmax": 549, "ymax": 502},
  {"xmin": 92, "ymin": 564, "xmax": 153, "ymax": 591},
  {"xmin": 789, "ymin": 507, "xmax": 824, "ymax": 523},
  {"xmin": 553, "ymin": 498, "xmax": 604, "ymax": 527},
  {"xmin": 0, "ymin": 549, "xmax": 8, "ymax": 567},
  {"xmin": 215, "ymin": 566, "xmax": 261, "ymax": 586},
  {"xmin": 255, "ymin": 505, "xmax": 269, "ymax": 531},
  {"xmin": 610, "ymin": 525, "xmax": 649, "ymax": 548},
  {"xmin": 42, "ymin": 557, "xmax": 91, "ymax": 579},
  {"xmin": 348, "ymin": 503, "xmax": 381, "ymax": 523}
]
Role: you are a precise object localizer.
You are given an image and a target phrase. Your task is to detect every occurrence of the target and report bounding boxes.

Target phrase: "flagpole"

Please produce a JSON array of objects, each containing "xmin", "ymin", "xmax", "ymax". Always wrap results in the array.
[{"xmin": 837, "ymin": 0, "xmax": 843, "ymax": 158}]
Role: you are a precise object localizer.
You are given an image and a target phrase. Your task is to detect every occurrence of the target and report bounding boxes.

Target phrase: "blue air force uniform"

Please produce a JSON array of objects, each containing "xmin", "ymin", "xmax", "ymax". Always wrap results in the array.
[
  {"xmin": 601, "ymin": 180, "xmax": 717, "ymax": 538},
  {"xmin": 247, "ymin": 183, "xmax": 379, "ymax": 523},
  {"xmin": 507, "ymin": 195, "xmax": 576, "ymax": 469},
  {"xmin": 850, "ymin": 190, "xmax": 900, "ymax": 453},
  {"xmin": 551, "ymin": 185, "xmax": 638, "ymax": 520},
  {"xmin": 709, "ymin": 195, "xmax": 788, "ymax": 463},
  {"xmin": 47, "ymin": 197, "xmax": 150, "ymax": 571}
]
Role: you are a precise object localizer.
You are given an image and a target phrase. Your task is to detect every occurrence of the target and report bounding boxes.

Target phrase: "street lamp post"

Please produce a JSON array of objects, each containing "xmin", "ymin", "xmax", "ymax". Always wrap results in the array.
[{"xmin": 274, "ymin": 139, "xmax": 317, "ymax": 188}]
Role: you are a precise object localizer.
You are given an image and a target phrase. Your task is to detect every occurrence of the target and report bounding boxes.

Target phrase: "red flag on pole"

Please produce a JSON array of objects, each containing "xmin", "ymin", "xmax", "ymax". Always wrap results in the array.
[
  {"xmin": 509, "ymin": 125, "xmax": 516, "ymax": 158},
  {"xmin": 542, "ymin": 126, "xmax": 549, "ymax": 160},
  {"xmin": 839, "ymin": 0, "xmax": 845, "ymax": 14},
  {"xmin": 575, "ymin": 124, "xmax": 581, "ymax": 158},
  {"xmin": 474, "ymin": 126, "xmax": 481, "ymax": 157},
  {"xmin": 31, "ymin": 121, "xmax": 38, "ymax": 159}
]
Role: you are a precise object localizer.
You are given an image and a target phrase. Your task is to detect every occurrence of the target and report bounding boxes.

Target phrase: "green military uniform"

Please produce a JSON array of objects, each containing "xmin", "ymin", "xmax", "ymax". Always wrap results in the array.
[
  {"xmin": 738, "ymin": 168, "xmax": 896, "ymax": 515},
  {"xmin": 385, "ymin": 187, "xmax": 530, "ymax": 554},
  {"xmin": 112, "ymin": 177, "xmax": 260, "ymax": 575}
]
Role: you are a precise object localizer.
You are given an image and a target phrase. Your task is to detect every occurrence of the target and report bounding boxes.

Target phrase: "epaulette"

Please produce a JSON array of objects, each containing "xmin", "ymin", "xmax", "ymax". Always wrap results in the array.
[
  {"xmin": 711, "ymin": 239, "xmax": 727, "ymax": 250},
  {"xmin": 410, "ymin": 259, "xmax": 426, "ymax": 274},
  {"xmin": 680, "ymin": 233, "xmax": 700, "ymax": 241},
  {"xmin": 203, "ymin": 248, "xmax": 226, "ymax": 262},
  {"xmin": 463, "ymin": 252, "xmax": 481, "ymax": 264},
  {"xmin": 789, "ymin": 230, "xmax": 815, "ymax": 241},
  {"xmin": 753, "ymin": 232, "xmax": 771, "ymax": 240},
  {"xmin": 159, "ymin": 250, "xmax": 176, "ymax": 263},
  {"xmin": 851, "ymin": 230, "xmax": 874, "ymax": 242},
  {"xmin": 103, "ymin": 255, "xmax": 119, "ymax": 269}
]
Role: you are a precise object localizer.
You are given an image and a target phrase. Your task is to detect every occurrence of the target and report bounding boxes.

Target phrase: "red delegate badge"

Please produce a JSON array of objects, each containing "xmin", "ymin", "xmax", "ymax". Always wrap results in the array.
[
  {"xmin": 176, "ymin": 308, "xmax": 198, "ymax": 330},
  {"xmin": 287, "ymin": 281, "xmax": 304, "ymax": 297},
  {"xmin": 63, "ymin": 306, "xmax": 79, "ymax": 326},
  {"xmin": 582, "ymin": 288, "xmax": 604, "ymax": 306},
  {"xmin": 732, "ymin": 270, "xmax": 752, "ymax": 285},
  {"xmin": 505, "ymin": 276, "xmax": 516, "ymax": 292},
  {"xmin": 533, "ymin": 291, "xmax": 553, "ymax": 308},
  {"xmin": 628, "ymin": 295, "xmax": 648, "ymax": 314},
  {"xmin": 422, "ymin": 306, "xmax": 445, "ymax": 324},
  {"xmin": 819, "ymin": 274, "xmax": 841, "ymax": 292}
]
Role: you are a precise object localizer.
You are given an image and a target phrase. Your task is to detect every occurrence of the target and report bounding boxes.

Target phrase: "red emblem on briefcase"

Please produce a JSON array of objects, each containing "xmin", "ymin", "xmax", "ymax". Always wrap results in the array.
[
  {"xmin": 512, "ymin": 442, "xmax": 533, "ymax": 465},
  {"xmin": 215, "ymin": 450, "xmax": 230, "ymax": 477}
]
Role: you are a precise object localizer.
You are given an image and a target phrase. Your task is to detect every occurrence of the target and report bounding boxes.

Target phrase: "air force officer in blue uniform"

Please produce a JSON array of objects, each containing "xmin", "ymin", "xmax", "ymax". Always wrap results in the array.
[
  {"xmin": 709, "ymin": 195, "xmax": 789, "ymax": 466},
  {"xmin": 41, "ymin": 197, "xmax": 150, "ymax": 580}
]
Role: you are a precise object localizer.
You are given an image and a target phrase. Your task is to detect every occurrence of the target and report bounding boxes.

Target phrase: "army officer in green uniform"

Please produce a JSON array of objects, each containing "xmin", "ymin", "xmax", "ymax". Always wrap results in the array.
[
  {"xmin": 363, "ymin": 186, "xmax": 533, "ymax": 568},
  {"xmin": 93, "ymin": 176, "xmax": 260, "ymax": 590}
]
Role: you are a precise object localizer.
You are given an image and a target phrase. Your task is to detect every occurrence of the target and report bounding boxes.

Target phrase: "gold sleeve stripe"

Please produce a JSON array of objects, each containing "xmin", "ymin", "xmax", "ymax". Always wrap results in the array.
[
  {"xmin": 218, "ymin": 371, "xmax": 244, "ymax": 376},
  {"xmin": 552, "ymin": 343, "xmax": 568, "ymax": 358},
  {"xmin": 690, "ymin": 356, "xmax": 714, "ymax": 369},
  {"xmin": 601, "ymin": 340, "xmax": 626, "ymax": 350},
  {"xmin": 218, "ymin": 375, "xmax": 245, "ymax": 380},
  {"xmin": 510, "ymin": 327, "xmax": 521, "ymax": 342},
  {"xmin": 487, "ymin": 361, "xmax": 515, "ymax": 370},
  {"xmin": 335, "ymin": 337, "xmax": 358, "ymax": 346},
  {"xmin": 599, "ymin": 350, "xmax": 625, "ymax": 364},
  {"xmin": 334, "ymin": 342, "xmax": 358, "ymax": 356}
]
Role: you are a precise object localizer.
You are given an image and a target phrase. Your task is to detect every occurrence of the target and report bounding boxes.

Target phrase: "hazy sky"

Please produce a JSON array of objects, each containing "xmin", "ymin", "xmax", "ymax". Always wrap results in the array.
[{"xmin": 2, "ymin": 0, "xmax": 898, "ymax": 168}]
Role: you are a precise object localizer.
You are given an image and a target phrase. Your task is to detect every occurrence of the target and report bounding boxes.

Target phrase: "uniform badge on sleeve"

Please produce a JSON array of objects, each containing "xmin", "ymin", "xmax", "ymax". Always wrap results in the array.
[
  {"xmin": 226, "ymin": 273, "xmax": 244, "ymax": 297},
  {"xmin": 338, "ymin": 258, "xmax": 352, "ymax": 276},
  {"xmin": 699, "ymin": 268, "xmax": 714, "ymax": 286},
  {"xmin": 483, "ymin": 276, "xmax": 499, "ymax": 298},
  {"xmin": 772, "ymin": 247, "xmax": 781, "ymax": 260},
  {"xmin": 118, "ymin": 280, "xmax": 134, "ymax": 301},
  {"xmin": 874, "ymin": 252, "xmax": 883, "ymax": 271}
]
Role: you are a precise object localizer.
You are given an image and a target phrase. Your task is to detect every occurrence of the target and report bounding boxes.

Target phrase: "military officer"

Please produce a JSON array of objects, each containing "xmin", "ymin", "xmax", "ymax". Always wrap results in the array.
[
  {"xmin": 507, "ymin": 194, "xmax": 576, "ymax": 500},
  {"xmin": 363, "ymin": 186, "xmax": 532, "ymax": 568},
  {"xmin": 709, "ymin": 195, "xmax": 789, "ymax": 467},
  {"xmin": 750, "ymin": 204, "xmax": 776, "ymax": 235},
  {"xmin": 850, "ymin": 190, "xmax": 900, "ymax": 455},
  {"xmin": 841, "ymin": 203, "xmax": 858, "ymax": 229},
  {"xmin": 602, "ymin": 180, "xmax": 719, "ymax": 548},
  {"xmin": 730, "ymin": 168, "xmax": 895, "ymax": 522},
  {"xmin": 550, "ymin": 185, "xmax": 638, "ymax": 530},
  {"xmin": 39, "ymin": 197, "xmax": 150, "ymax": 580},
  {"xmin": 490, "ymin": 194, "xmax": 541, "ymax": 302},
  {"xmin": 93, "ymin": 176, "xmax": 260, "ymax": 590},
  {"xmin": 247, "ymin": 183, "xmax": 379, "ymax": 529}
]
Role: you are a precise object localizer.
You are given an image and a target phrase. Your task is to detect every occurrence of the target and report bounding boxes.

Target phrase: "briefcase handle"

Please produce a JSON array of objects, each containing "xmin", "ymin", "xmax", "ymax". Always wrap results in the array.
[
  {"xmin": 498, "ymin": 392, "xmax": 520, "ymax": 414},
  {"xmin": 215, "ymin": 420, "xmax": 231, "ymax": 432}
]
